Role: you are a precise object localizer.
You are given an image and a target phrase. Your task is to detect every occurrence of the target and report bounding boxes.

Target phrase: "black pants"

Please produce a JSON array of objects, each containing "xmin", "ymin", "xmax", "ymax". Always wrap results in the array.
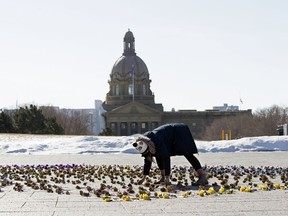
[
  {"xmin": 155, "ymin": 154, "xmax": 202, "ymax": 175},
  {"xmin": 184, "ymin": 154, "xmax": 202, "ymax": 171}
]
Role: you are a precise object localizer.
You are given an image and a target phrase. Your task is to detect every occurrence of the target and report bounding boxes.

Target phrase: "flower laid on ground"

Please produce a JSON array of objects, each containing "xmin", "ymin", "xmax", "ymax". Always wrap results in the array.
[
  {"xmin": 162, "ymin": 193, "xmax": 170, "ymax": 199},
  {"xmin": 206, "ymin": 187, "xmax": 216, "ymax": 195},
  {"xmin": 121, "ymin": 195, "xmax": 131, "ymax": 201},
  {"xmin": 198, "ymin": 189, "xmax": 205, "ymax": 197},
  {"xmin": 140, "ymin": 193, "xmax": 150, "ymax": 200},
  {"xmin": 0, "ymin": 164, "xmax": 287, "ymax": 201},
  {"xmin": 258, "ymin": 184, "xmax": 268, "ymax": 190},
  {"xmin": 102, "ymin": 196, "xmax": 112, "ymax": 202},
  {"xmin": 218, "ymin": 186, "xmax": 225, "ymax": 194},
  {"xmin": 181, "ymin": 191, "xmax": 192, "ymax": 197}
]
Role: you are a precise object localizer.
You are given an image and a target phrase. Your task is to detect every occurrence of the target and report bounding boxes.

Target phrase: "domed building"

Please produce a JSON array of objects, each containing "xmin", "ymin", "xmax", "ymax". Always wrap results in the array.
[
  {"xmin": 103, "ymin": 30, "xmax": 252, "ymax": 137},
  {"xmin": 103, "ymin": 30, "xmax": 164, "ymax": 135},
  {"xmin": 104, "ymin": 29, "xmax": 162, "ymax": 110}
]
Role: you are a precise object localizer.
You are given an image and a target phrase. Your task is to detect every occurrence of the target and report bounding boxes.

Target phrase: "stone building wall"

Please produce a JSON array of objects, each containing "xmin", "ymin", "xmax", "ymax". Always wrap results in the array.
[{"xmin": 162, "ymin": 109, "xmax": 252, "ymax": 139}]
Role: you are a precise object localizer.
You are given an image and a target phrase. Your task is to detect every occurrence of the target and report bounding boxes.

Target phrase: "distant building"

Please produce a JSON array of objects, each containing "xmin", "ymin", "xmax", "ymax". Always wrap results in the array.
[
  {"xmin": 100, "ymin": 30, "xmax": 252, "ymax": 138},
  {"xmin": 213, "ymin": 103, "xmax": 239, "ymax": 111}
]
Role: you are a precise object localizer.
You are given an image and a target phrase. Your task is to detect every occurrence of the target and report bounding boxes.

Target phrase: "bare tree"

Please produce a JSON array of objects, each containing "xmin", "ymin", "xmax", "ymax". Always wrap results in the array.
[
  {"xmin": 41, "ymin": 106, "xmax": 91, "ymax": 135},
  {"xmin": 61, "ymin": 109, "xmax": 90, "ymax": 135},
  {"xmin": 202, "ymin": 113, "xmax": 255, "ymax": 140},
  {"xmin": 253, "ymin": 105, "xmax": 288, "ymax": 136},
  {"xmin": 201, "ymin": 105, "xmax": 288, "ymax": 140}
]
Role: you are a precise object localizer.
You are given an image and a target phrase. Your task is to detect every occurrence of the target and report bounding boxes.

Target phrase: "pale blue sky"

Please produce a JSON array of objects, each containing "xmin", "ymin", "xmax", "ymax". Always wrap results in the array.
[{"xmin": 1, "ymin": 0, "xmax": 287, "ymax": 112}]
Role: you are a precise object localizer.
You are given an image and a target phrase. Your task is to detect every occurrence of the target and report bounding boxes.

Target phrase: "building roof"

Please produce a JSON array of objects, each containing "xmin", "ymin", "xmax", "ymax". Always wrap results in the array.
[{"xmin": 110, "ymin": 29, "xmax": 149, "ymax": 79}]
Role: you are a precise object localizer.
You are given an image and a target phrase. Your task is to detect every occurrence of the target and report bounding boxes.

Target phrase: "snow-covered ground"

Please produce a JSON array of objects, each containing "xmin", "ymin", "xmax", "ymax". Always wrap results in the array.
[{"xmin": 0, "ymin": 134, "xmax": 288, "ymax": 155}]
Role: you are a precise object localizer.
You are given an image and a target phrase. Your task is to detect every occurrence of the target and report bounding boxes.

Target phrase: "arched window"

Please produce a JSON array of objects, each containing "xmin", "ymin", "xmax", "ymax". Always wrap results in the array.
[
  {"xmin": 143, "ymin": 84, "xmax": 147, "ymax": 95},
  {"xmin": 115, "ymin": 84, "xmax": 119, "ymax": 96},
  {"xmin": 128, "ymin": 84, "xmax": 133, "ymax": 95}
]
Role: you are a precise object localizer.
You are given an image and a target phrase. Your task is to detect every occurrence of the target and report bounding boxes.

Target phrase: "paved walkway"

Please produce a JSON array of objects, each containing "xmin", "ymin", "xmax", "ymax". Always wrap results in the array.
[{"xmin": 0, "ymin": 152, "xmax": 287, "ymax": 216}]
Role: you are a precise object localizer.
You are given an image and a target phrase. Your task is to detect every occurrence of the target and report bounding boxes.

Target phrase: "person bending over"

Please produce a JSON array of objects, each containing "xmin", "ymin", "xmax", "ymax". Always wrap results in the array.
[{"xmin": 132, "ymin": 123, "xmax": 208, "ymax": 186}]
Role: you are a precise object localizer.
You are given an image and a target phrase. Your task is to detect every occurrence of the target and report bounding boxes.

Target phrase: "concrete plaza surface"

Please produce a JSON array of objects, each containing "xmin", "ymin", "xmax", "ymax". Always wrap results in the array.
[{"xmin": 0, "ymin": 152, "xmax": 287, "ymax": 216}]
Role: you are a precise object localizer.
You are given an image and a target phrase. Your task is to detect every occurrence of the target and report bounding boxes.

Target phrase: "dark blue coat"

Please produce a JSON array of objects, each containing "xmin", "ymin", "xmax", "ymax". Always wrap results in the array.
[{"xmin": 143, "ymin": 123, "xmax": 198, "ymax": 175}]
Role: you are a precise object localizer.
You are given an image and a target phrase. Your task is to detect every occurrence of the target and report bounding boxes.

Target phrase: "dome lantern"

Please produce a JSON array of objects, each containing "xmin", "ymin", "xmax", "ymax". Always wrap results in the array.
[{"xmin": 123, "ymin": 29, "xmax": 136, "ymax": 56}]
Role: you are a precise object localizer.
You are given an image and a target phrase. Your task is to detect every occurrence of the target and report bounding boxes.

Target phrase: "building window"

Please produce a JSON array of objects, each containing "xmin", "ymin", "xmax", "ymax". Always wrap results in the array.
[
  {"xmin": 121, "ymin": 122, "xmax": 127, "ymax": 129},
  {"xmin": 131, "ymin": 122, "xmax": 137, "ymax": 129},
  {"xmin": 143, "ymin": 84, "xmax": 147, "ymax": 95},
  {"xmin": 110, "ymin": 122, "xmax": 117, "ymax": 135},
  {"xmin": 115, "ymin": 84, "xmax": 119, "ymax": 96},
  {"xmin": 141, "ymin": 122, "xmax": 148, "ymax": 133},
  {"xmin": 120, "ymin": 122, "xmax": 128, "ymax": 136},
  {"xmin": 110, "ymin": 123, "xmax": 116, "ymax": 129},
  {"xmin": 128, "ymin": 84, "xmax": 133, "ymax": 95},
  {"xmin": 131, "ymin": 122, "xmax": 138, "ymax": 135},
  {"xmin": 141, "ymin": 122, "xmax": 147, "ymax": 129}
]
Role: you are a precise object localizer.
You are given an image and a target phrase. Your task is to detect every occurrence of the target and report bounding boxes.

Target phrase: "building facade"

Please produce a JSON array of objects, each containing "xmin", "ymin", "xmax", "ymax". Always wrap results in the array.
[{"xmin": 102, "ymin": 30, "xmax": 251, "ymax": 138}]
